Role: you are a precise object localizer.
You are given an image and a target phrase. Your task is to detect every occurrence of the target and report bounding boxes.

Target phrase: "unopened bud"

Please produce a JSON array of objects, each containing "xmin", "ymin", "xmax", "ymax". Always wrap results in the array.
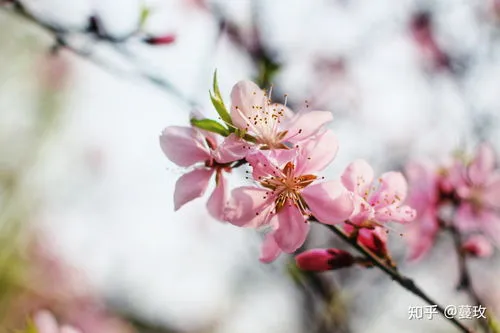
[
  {"xmin": 295, "ymin": 248, "xmax": 354, "ymax": 272},
  {"xmin": 462, "ymin": 235, "xmax": 493, "ymax": 258},
  {"xmin": 144, "ymin": 34, "xmax": 176, "ymax": 45}
]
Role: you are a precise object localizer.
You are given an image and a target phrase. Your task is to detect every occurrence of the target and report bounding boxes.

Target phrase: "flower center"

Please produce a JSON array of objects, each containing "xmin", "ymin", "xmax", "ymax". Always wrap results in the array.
[{"xmin": 259, "ymin": 162, "xmax": 317, "ymax": 213}]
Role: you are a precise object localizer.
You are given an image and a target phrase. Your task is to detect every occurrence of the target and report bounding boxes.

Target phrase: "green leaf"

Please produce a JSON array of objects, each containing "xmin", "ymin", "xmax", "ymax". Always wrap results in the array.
[
  {"xmin": 209, "ymin": 71, "xmax": 232, "ymax": 127},
  {"xmin": 15, "ymin": 318, "xmax": 38, "ymax": 333},
  {"xmin": 191, "ymin": 118, "xmax": 230, "ymax": 137},
  {"xmin": 139, "ymin": 6, "xmax": 152, "ymax": 29}
]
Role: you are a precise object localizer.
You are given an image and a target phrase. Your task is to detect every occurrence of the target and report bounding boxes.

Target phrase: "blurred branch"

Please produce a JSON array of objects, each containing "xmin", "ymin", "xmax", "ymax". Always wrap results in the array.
[
  {"xmin": 315, "ymin": 220, "xmax": 475, "ymax": 333},
  {"xmin": 448, "ymin": 225, "xmax": 493, "ymax": 333},
  {"xmin": 0, "ymin": 1, "xmax": 199, "ymax": 109}
]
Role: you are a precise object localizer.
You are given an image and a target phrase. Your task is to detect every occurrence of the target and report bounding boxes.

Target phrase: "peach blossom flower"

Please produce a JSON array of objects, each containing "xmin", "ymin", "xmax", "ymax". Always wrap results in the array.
[
  {"xmin": 218, "ymin": 80, "xmax": 333, "ymax": 157},
  {"xmin": 159, "ymin": 126, "xmax": 237, "ymax": 220},
  {"xmin": 224, "ymin": 130, "xmax": 354, "ymax": 262},
  {"xmin": 454, "ymin": 143, "xmax": 500, "ymax": 244},
  {"xmin": 341, "ymin": 159, "xmax": 416, "ymax": 228}
]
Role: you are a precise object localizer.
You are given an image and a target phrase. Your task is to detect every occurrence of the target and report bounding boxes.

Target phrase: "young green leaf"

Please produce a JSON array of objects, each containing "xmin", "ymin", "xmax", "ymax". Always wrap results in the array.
[
  {"xmin": 191, "ymin": 118, "xmax": 230, "ymax": 137},
  {"xmin": 209, "ymin": 71, "xmax": 232, "ymax": 127}
]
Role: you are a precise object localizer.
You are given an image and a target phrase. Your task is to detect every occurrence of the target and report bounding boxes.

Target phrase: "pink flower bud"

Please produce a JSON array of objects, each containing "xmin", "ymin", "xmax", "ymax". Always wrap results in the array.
[
  {"xmin": 144, "ymin": 34, "xmax": 176, "ymax": 45},
  {"xmin": 462, "ymin": 235, "xmax": 494, "ymax": 258},
  {"xmin": 295, "ymin": 249, "xmax": 354, "ymax": 272}
]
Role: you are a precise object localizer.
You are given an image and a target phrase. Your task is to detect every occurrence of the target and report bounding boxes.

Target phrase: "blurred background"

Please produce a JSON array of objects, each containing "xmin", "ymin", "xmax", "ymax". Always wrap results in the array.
[{"xmin": 1, "ymin": 0, "xmax": 500, "ymax": 332}]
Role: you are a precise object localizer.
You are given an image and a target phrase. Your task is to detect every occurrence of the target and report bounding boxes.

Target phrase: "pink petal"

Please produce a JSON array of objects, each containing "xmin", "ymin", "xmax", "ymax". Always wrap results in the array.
[
  {"xmin": 349, "ymin": 194, "xmax": 375, "ymax": 225},
  {"xmin": 213, "ymin": 133, "xmax": 251, "ymax": 163},
  {"xmin": 405, "ymin": 160, "xmax": 438, "ymax": 211},
  {"xmin": 160, "ymin": 126, "xmax": 210, "ymax": 167},
  {"xmin": 374, "ymin": 204, "xmax": 416, "ymax": 223},
  {"xmin": 341, "ymin": 159, "xmax": 374, "ymax": 194},
  {"xmin": 34, "ymin": 310, "xmax": 59, "ymax": 333},
  {"xmin": 174, "ymin": 168, "xmax": 213, "ymax": 211},
  {"xmin": 206, "ymin": 172, "xmax": 227, "ymax": 221},
  {"xmin": 454, "ymin": 203, "xmax": 481, "ymax": 232},
  {"xmin": 462, "ymin": 235, "xmax": 493, "ymax": 257},
  {"xmin": 60, "ymin": 326, "xmax": 83, "ymax": 333},
  {"xmin": 224, "ymin": 187, "xmax": 275, "ymax": 228},
  {"xmin": 369, "ymin": 171, "xmax": 408, "ymax": 208},
  {"xmin": 259, "ymin": 233, "xmax": 282, "ymax": 263},
  {"xmin": 302, "ymin": 180, "xmax": 355, "ymax": 225},
  {"xmin": 406, "ymin": 210, "xmax": 439, "ymax": 261},
  {"xmin": 357, "ymin": 228, "xmax": 388, "ymax": 258},
  {"xmin": 285, "ymin": 110, "xmax": 333, "ymax": 142},
  {"xmin": 468, "ymin": 143, "xmax": 496, "ymax": 185},
  {"xmin": 273, "ymin": 201, "xmax": 309, "ymax": 253},
  {"xmin": 246, "ymin": 150, "xmax": 286, "ymax": 181},
  {"xmin": 479, "ymin": 210, "xmax": 500, "ymax": 245},
  {"xmin": 484, "ymin": 172, "xmax": 500, "ymax": 208},
  {"xmin": 295, "ymin": 248, "xmax": 354, "ymax": 271},
  {"xmin": 294, "ymin": 130, "xmax": 338, "ymax": 175},
  {"xmin": 230, "ymin": 80, "xmax": 267, "ymax": 130}
]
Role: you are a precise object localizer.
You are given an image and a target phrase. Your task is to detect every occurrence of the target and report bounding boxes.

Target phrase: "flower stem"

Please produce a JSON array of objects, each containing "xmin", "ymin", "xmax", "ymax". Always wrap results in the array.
[
  {"xmin": 317, "ymin": 222, "xmax": 474, "ymax": 333},
  {"xmin": 447, "ymin": 225, "xmax": 492, "ymax": 333}
]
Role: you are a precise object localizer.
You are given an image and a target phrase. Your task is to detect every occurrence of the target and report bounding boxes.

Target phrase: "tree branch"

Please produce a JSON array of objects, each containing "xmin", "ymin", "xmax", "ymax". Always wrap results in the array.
[
  {"xmin": 315, "ymin": 220, "xmax": 475, "ymax": 333},
  {"xmin": 448, "ymin": 225, "xmax": 492, "ymax": 333},
  {"xmin": 0, "ymin": 1, "xmax": 199, "ymax": 109}
]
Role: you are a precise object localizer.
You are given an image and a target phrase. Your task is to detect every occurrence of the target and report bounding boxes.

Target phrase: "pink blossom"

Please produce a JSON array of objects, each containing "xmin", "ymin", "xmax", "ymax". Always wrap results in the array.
[
  {"xmin": 295, "ymin": 248, "xmax": 355, "ymax": 272},
  {"xmin": 34, "ymin": 310, "xmax": 82, "ymax": 333},
  {"xmin": 224, "ymin": 130, "xmax": 354, "ymax": 261},
  {"xmin": 143, "ymin": 34, "xmax": 176, "ymax": 45},
  {"xmin": 341, "ymin": 159, "xmax": 416, "ymax": 228},
  {"xmin": 159, "ymin": 126, "xmax": 237, "ymax": 220},
  {"xmin": 219, "ymin": 80, "xmax": 333, "ymax": 157},
  {"xmin": 344, "ymin": 224, "xmax": 389, "ymax": 260},
  {"xmin": 462, "ymin": 235, "xmax": 494, "ymax": 258},
  {"xmin": 404, "ymin": 160, "xmax": 440, "ymax": 261},
  {"xmin": 454, "ymin": 143, "xmax": 500, "ymax": 244}
]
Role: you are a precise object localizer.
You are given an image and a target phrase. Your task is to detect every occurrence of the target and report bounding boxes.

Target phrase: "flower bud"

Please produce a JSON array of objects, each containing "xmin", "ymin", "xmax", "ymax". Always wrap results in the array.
[
  {"xmin": 462, "ymin": 235, "xmax": 493, "ymax": 258},
  {"xmin": 295, "ymin": 248, "xmax": 354, "ymax": 272},
  {"xmin": 143, "ymin": 34, "xmax": 176, "ymax": 45}
]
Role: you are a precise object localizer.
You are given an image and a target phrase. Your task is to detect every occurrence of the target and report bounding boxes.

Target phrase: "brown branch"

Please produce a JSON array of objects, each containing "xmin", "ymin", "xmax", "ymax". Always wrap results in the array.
[
  {"xmin": 0, "ymin": 1, "xmax": 199, "ymax": 109},
  {"xmin": 448, "ymin": 225, "xmax": 492, "ymax": 333},
  {"xmin": 314, "ymin": 220, "xmax": 475, "ymax": 333}
]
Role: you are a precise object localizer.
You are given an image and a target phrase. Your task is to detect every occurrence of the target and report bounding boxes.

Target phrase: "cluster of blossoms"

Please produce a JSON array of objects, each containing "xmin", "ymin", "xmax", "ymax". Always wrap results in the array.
[
  {"xmin": 160, "ymin": 75, "xmax": 416, "ymax": 267},
  {"xmin": 405, "ymin": 143, "xmax": 500, "ymax": 261}
]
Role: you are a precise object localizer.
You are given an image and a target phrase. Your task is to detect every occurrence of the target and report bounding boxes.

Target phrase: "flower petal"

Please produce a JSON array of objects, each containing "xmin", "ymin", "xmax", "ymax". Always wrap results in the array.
[
  {"xmin": 374, "ymin": 204, "xmax": 416, "ymax": 223},
  {"xmin": 60, "ymin": 326, "xmax": 83, "ymax": 333},
  {"xmin": 341, "ymin": 159, "xmax": 374, "ymax": 194},
  {"xmin": 479, "ymin": 210, "xmax": 500, "ymax": 245},
  {"xmin": 259, "ymin": 233, "xmax": 282, "ymax": 263},
  {"xmin": 484, "ymin": 172, "xmax": 500, "ymax": 209},
  {"xmin": 302, "ymin": 180, "xmax": 355, "ymax": 225},
  {"xmin": 454, "ymin": 203, "xmax": 480, "ymax": 232},
  {"xmin": 174, "ymin": 168, "xmax": 213, "ymax": 211},
  {"xmin": 369, "ymin": 171, "xmax": 409, "ymax": 208},
  {"xmin": 230, "ymin": 80, "xmax": 267, "ymax": 130},
  {"xmin": 206, "ymin": 172, "xmax": 227, "ymax": 221},
  {"xmin": 462, "ymin": 235, "xmax": 493, "ymax": 257},
  {"xmin": 160, "ymin": 126, "xmax": 210, "ymax": 167},
  {"xmin": 468, "ymin": 143, "xmax": 496, "ymax": 186},
  {"xmin": 246, "ymin": 150, "xmax": 286, "ymax": 181},
  {"xmin": 285, "ymin": 110, "xmax": 333, "ymax": 142},
  {"xmin": 213, "ymin": 133, "xmax": 251, "ymax": 163},
  {"xmin": 224, "ymin": 187, "xmax": 275, "ymax": 228},
  {"xmin": 34, "ymin": 310, "xmax": 59, "ymax": 333},
  {"xmin": 406, "ymin": 210, "xmax": 439, "ymax": 261},
  {"xmin": 274, "ymin": 201, "xmax": 309, "ymax": 253},
  {"xmin": 294, "ymin": 130, "xmax": 338, "ymax": 175}
]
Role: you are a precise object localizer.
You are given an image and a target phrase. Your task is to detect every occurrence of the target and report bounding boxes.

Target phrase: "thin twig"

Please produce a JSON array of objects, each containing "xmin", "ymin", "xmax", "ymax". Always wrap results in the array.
[
  {"xmin": 315, "ymin": 221, "xmax": 474, "ymax": 333},
  {"xmin": 0, "ymin": 1, "xmax": 199, "ymax": 109},
  {"xmin": 448, "ymin": 225, "xmax": 492, "ymax": 333}
]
